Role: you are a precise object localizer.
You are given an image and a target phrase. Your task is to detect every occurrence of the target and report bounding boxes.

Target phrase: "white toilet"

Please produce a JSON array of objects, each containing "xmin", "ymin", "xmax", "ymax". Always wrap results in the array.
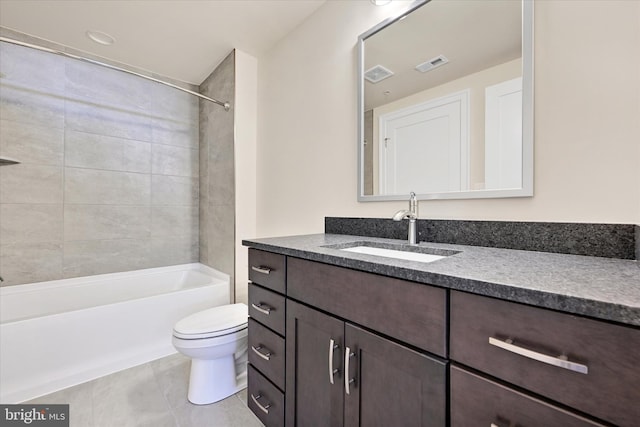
[{"xmin": 172, "ymin": 303, "xmax": 249, "ymax": 405}]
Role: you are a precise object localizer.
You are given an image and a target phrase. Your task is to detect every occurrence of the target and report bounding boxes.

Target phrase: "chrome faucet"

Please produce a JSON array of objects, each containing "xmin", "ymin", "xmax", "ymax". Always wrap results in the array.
[{"xmin": 392, "ymin": 192, "xmax": 419, "ymax": 245}]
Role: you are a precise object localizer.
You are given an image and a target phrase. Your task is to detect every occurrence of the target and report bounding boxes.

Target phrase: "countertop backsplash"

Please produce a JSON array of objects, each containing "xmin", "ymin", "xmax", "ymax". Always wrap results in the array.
[{"xmin": 325, "ymin": 217, "xmax": 639, "ymax": 260}]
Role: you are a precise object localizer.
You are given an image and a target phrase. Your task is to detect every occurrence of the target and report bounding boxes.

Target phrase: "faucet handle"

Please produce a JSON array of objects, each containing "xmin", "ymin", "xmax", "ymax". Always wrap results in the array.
[{"xmin": 409, "ymin": 192, "xmax": 418, "ymax": 218}]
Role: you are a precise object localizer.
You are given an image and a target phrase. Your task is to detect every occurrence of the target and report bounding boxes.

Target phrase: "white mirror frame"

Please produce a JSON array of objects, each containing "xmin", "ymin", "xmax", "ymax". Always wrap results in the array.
[{"xmin": 357, "ymin": 0, "xmax": 534, "ymax": 202}]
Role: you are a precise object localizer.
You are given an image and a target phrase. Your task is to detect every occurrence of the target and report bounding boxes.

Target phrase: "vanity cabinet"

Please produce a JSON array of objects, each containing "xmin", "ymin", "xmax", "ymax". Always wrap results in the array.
[
  {"xmin": 246, "ymin": 245, "xmax": 638, "ymax": 426},
  {"xmin": 286, "ymin": 300, "xmax": 446, "ymax": 427}
]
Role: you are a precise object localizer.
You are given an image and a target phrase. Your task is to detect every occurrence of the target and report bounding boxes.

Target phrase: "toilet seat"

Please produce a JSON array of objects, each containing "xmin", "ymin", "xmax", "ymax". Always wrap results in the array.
[{"xmin": 173, "ymin": 303, "xmax": 248, "ymax": 340}]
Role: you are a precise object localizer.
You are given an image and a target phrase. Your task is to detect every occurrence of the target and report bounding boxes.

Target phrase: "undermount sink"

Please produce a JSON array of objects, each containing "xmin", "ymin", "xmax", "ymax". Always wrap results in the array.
[{"xmin": 328, "ymin": 241, "xmax": 460, "ymax": 264}]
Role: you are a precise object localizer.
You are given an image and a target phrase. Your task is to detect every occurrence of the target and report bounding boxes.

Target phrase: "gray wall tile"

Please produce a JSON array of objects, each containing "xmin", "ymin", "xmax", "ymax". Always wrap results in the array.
[
  {"xmin": 123, "ymin": 140, "xmax": 151, "ymax": 173},
  {"xmin": 64, "ymin": 205, "xmax": 151, "ymax": 241},
  {"xmin": 0, "ymin": 86, "xmax": 65, "ymax": 129},
  {"xmin": 64, "ymin": 168, "xmax": 151, "ymax": 205},
  {"xmin": 65, "ymin": 130, "xmax": 126, "ymax": 171},
  {"xmin": 0, "ymin": 164, "xmax": 63, "ymax": 204},
  {"xmin": 151, "ymin": 206, "xmax": 198, "ymax": 238},
  {"xmin": 150, "ymin": 118, "xmax": 198, "ymax": 149},
  {"xmin": 65, "ymin": 100, "xmax": 153, "ymax": 142},
  {"xmin": 151, "ymin": 236, "xmax": 199, "ymax": 267},
  {"xmin": 151, "ymin": 175, "xmax": 198, "ymax": 206},
  {"xmin": 65, "ymin": 59, "xmax": 153, "ymax": 113},
  {"xmin": 152, "ymin": 83, "xmax": 199, "ymax": 122},
  {"xmin": 64, "ymin": 130, "xmax": 151, "ymax": 173},
  {"xmin": 0, "ymin": 242, "xmax": 63, "ymax": 286},
  {"xmin": 0, "ymin": 41, "xmax": 66, "ymax": 94},
  {"xmin": 63, "ymin": 239, "xmax": 150, "ymax": 278},
  {"xmin": 209, "ymin": 166, "xmax": 235, "ymax": 206},
  {"xmin": 199, "ymin": 51, "xmax": 236, "ymax": 287},
  {"xmin": 0, "ymin": 119, "xmax": 64, "ymax": 165},
  {"xmin": 0, "ymin": 204, "xmax": 63, "ymax": 244},
  {"xmin": 151, "ymin": 144, "xmax": 198, "ymax": 177}
]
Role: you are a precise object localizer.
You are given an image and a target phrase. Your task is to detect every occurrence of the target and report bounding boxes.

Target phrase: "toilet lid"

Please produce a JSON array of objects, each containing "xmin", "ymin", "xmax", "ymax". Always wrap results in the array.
[{"xmin": 173, "ymin": 303, "xmax": 248, "ymax": 339}]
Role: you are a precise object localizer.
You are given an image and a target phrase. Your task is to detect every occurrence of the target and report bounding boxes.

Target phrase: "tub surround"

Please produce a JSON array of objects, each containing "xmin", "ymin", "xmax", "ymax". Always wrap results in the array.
[
  {"xmin": 242, "ymin": 232, "xmax": 639, "ymax": 327},
  {"xmin": 325, "ymin": 217, "xmax": 639, "ymax": 260}
]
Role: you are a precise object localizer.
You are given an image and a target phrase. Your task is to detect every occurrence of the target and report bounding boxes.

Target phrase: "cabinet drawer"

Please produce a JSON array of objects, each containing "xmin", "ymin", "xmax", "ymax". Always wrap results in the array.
[
  {"xmin": 249, "ymin": 283, "xmax": 286, "ymax": 336},
  {"xmin": 450, "ymin": 366, "xmax": 605, "ymax": 427},
  {"xmin": 450, "ymin": 291, "xmax": 640, "ymax": 427},
  {"xmin": 248, "ymin": 318, "xmax": 285, "ymax": 390},
  {"xmin": 287, "ymin": 257, "xmax": 447, "ymax": 357},
  {"xmin": 248, "ymin": 249, "xmax": 286, "ymax": 293},
  {"xmin": 248, "ymin": 364, "xmax": 284, "ymax": 427}
]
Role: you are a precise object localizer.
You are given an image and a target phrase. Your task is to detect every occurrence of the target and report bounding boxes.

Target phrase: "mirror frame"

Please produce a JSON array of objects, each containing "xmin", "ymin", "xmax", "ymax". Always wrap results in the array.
[{"xmin": 357, "ymin": 0, "xmax": 534, "ymax": 202}]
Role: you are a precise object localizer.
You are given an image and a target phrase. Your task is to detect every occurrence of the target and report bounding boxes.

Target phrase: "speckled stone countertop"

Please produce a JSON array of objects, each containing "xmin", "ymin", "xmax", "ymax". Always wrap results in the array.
[{"xmin": 242, "ymin": 234, "xmax": 640, "ymax": 327}]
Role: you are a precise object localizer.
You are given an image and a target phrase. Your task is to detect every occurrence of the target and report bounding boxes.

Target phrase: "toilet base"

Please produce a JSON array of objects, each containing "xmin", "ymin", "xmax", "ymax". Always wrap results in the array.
[{"xmin": 187, "ymin": 356, "xmax": 247, "ymax": 405}]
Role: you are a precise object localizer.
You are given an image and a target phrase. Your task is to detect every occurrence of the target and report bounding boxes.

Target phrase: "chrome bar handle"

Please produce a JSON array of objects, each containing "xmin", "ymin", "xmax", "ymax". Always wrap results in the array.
[
  {"xmin": 329, "ymin": 339, "xmax": 339, "ymax": 384},
  {"xmin": 251, "ymin": 302, "xmax": 272, "ymax": 315},
  {"xmin": 344, "ymin": 347, "xmax": 355, "ymax": 395},
  {"xmin": 489, "ymin": 337, "xmax": 588, "ymax": 374},
  {"xmin": 251, "ymin": 345, "xmax": 272, "ymax": 361},
  {"xmin": 251, "ymin": 394, "xmax": 271, "ymax": 414},
  {"xmin": 251, "ymin": 266, "xmax": 271, "ymax": 275}
]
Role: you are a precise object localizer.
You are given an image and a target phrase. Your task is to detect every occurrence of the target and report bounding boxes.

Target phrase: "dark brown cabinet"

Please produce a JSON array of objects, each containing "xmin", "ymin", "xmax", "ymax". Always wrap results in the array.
[
  {"xmin": 286, "ymin": 300, "xmax": 447, "ymax": 427},
  {"xmin": 246, "ymin": 246, "xmax": 637, "ymax": 427}
]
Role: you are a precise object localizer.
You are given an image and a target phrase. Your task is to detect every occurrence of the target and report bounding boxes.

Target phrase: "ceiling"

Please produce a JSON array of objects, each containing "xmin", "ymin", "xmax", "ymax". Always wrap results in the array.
[
  {"xmin": 364, "ymin": 0, "xmax": 522, "ymax": 110},
  {"xmin": 0, "ymin": 0, "xmax": 326, "ymax": 85}
]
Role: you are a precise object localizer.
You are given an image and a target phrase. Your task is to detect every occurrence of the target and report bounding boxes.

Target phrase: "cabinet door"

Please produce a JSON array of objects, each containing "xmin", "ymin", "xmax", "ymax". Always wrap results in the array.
[
  {"xmin": 344, "ymin": 324, "xmax": 447, "ymax": 427},
  {"xmin": 286, "ymin": 300, "xmax": 344, "ymax": 427}
]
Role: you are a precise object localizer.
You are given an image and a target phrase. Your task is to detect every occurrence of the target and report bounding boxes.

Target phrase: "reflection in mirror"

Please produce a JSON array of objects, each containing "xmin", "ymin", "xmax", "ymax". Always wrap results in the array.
[{"xmin": 358, "ymin": 0, "xmax": 533, "ymax": 201}]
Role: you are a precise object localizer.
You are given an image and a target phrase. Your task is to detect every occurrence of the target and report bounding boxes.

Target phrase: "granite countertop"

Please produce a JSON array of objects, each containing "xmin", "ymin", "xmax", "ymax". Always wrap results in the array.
[{"xmin": 242, "ymin": 233, "xmax": 640, "ymax": 327}]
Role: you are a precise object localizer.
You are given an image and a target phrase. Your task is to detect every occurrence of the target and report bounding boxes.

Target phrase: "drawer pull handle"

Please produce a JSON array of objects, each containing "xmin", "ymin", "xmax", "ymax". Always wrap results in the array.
[
  {"xmin": 251, "ymin": 302, "xmax": 273, "ymax": 315},
  {"xmin": 251, "ymin": 266, "xmax": 272, "ymax": 275},
  {"xmin": 251, "ymin": 345, "xmax": 272, "ymax": 361},
  {"xmin": 489, "ymin": 337, "xmax": 588, "ymax": 374},
  {"xmin": 329, "ymin": 338, "xmax": 340, "ymax": 385},
  {"xmin": 251, "ymin": 393, "xmax": 271, "ymax": 414},
  {"xmin": 345, "ymin": 347, "xmax": 355, "ymax": 395}
]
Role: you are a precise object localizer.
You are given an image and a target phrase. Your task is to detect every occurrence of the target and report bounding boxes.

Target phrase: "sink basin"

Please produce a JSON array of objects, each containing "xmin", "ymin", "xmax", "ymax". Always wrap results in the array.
[{"xmin": 327, "ymin": 241, "xmax": 460, "ymax": 264}]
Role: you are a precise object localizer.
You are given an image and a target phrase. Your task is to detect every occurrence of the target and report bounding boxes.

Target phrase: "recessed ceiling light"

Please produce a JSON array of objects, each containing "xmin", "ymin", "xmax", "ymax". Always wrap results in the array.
[
  {"xmin": 86, "ymin": 30, "xmax": 116, "ymax": 46},
  {"xmin": 370, "ymin": 0, "xmax": 392, "ymax": 5}
]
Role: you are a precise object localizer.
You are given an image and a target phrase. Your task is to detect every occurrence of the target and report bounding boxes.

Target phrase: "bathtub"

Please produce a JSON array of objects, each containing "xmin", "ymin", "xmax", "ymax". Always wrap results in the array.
[{"xmin": 0, "ymin": 263, "xmax": 231, "ymax": 403}]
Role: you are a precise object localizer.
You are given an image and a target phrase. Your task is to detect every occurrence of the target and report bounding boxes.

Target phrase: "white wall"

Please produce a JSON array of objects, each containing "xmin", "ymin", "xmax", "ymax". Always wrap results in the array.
[{"xmin": 256, "ymin": 0, "xmax": 640, "ymax": 239}]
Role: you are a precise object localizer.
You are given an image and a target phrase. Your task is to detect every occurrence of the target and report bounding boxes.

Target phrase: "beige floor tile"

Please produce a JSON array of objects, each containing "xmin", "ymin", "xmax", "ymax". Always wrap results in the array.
[{"xmin": 25, "ymin": 355, "xmax": 261, "ymax": 427}]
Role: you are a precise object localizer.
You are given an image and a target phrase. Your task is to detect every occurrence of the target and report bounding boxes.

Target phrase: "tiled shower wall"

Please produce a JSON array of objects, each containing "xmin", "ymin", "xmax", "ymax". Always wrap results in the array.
[
  {"xmin": 0, "ymin": 40, "xmax": 200, "ymax": 286},
  {"xmin": 199, "ymin": 51, "xmax": 236, "ymax": 299}
]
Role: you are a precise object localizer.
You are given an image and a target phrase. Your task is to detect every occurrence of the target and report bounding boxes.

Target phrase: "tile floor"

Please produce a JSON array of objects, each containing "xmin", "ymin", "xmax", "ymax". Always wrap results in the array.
[{"xmin": 27, "ymin": 354, "xmax": 263, "ymax": 427}]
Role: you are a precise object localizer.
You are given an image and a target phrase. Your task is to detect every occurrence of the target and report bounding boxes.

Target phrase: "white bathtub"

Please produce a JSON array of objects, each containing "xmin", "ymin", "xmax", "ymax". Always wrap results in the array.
[{"xmin": 0, "ymin": 263, "xmax": 231, "ymax": 403}]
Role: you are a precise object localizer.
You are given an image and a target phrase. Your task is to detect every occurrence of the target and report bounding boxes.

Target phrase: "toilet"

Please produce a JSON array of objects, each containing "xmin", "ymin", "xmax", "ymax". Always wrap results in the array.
[{"xmin": 172, "ymin": 303, "xmax": 249, "ymax": 405}]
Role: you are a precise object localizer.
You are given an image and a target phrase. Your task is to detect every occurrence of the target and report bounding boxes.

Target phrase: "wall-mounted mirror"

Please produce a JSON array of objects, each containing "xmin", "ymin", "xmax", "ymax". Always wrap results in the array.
[{"xmin": 358, "ymin": 0, "xmax": 533, "ymax": 201}]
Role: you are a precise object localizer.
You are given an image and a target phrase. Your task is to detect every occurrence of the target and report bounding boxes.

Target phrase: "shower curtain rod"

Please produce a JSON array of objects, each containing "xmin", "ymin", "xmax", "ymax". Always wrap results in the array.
[{"xmin": 0, "ymin": 36, "xmax": 231, "ymax": 111}]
